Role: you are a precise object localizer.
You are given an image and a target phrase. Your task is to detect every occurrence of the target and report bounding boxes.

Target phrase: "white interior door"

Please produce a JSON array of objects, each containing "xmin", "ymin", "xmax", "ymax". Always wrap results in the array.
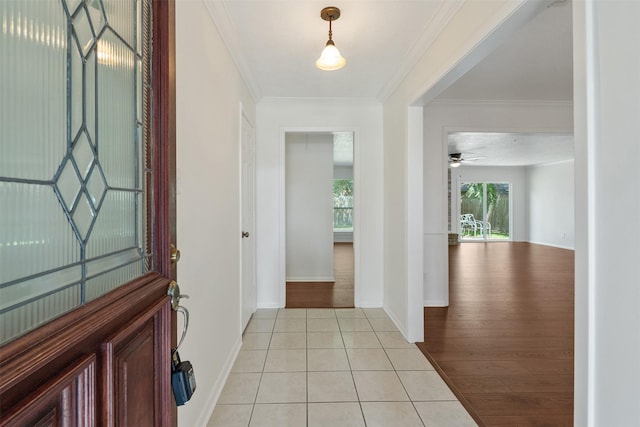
[{"xmin": 241, "ymin": 113, "xmax": 256, "ymax": 330}]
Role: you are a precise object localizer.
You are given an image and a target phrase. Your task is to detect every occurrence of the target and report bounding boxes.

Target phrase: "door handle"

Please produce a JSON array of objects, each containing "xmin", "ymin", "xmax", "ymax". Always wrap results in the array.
[
  {"xmin": 167, "ymin": 280, "xmax": 189, "ymax": 311},
  {"xmin": 242, "ymin": 231, "xmax": 250, "ymax": 238}
]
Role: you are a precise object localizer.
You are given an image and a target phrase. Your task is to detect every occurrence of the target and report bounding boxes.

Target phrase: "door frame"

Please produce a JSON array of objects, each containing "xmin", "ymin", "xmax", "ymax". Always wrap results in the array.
[{"xmin": 279, "ymin": 127, "xmax": 361, "ymax": 306}]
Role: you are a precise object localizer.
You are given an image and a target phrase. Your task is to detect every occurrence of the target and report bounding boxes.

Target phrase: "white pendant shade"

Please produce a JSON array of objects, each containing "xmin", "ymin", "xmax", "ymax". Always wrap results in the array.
[{"xmin": 316, "ymin": 41, "xmax": 346, "ymax": 71}]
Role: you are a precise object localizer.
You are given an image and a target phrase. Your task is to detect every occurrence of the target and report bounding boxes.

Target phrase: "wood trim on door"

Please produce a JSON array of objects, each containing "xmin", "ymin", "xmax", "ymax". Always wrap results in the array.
[
  {"xmin": 100, "ymin": 298, "xmax": 171, "ymax": 426},
  {"xmin": 0, "ymin": 354, "xmax": 96, "ymax": 427}
]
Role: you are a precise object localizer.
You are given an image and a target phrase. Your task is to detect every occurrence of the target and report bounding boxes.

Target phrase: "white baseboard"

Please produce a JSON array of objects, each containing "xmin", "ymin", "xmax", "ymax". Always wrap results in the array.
[
  {"xmin": 528, "ymin": 240, "xmax": 575, "ymax": 250},
  {"xmin": 382, "ymin": 305, "xmax": 414, "ymax": 344},
  {"xmin": 423, "ymin": 299, "xmax": 448, "ymax": 307},
  {"xmin": 356, "ymin": 302, "xmax": 384, "ymax": 308},
  {"xmin": 257, "ymin": 302, "xmax": 282, "ymax": 309},
  {"xmin": 193, "ymin": 336, "xmax": 242, "ymax": 427},
  {"xmin": 333, "ymin": 231, "xmax": 353, "ymax": 242},
  {"xmin": 286, "ymin": 276, "xmax": 335, "ymax": 282}
]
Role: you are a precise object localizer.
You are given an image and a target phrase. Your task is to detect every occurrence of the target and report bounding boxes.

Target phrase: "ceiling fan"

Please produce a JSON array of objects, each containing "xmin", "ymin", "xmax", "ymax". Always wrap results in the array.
[{"xmin": 448, "ymin": 152, "xmax": 483, "ymax": 168}]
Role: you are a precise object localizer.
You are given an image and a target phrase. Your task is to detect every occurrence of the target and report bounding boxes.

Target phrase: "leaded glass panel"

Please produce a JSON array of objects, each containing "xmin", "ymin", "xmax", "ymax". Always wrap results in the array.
[{"xmin": 0, "ymin": 0, "xmax": 153, "ymax": 344}]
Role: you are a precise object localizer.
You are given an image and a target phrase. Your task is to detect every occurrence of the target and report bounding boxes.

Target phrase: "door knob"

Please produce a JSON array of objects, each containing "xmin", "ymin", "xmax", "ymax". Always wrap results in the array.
[
  {"xmin": 242, "ymin": 231, "xmax": 250, "ymax": 238},
  {"xmin": 170, "ymin": 243, "xmax": 181, "ymax": 264}
]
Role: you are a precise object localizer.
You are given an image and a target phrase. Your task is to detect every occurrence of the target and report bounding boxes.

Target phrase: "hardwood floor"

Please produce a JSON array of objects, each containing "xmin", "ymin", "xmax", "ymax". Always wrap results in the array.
[
  {"xmin": 416, "ymin": 242, "xmax": 574, "ymax": 427},
  {"xmin": 286, "ymin": 242, "xmax": 354, "ymax": 308}
]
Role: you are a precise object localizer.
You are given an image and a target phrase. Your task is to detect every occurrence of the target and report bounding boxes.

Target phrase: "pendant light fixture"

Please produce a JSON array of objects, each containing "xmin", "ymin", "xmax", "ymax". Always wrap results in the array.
[{"xmin": 315, "ymin": 7, "xmax": 346, "ymax": 71}]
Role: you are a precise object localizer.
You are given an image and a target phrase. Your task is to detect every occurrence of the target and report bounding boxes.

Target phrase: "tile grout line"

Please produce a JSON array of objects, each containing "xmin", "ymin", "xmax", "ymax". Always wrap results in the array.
[
  {"xmin": 211, "ymin": 308, "xmax": 473, "ymax": 426},
  {"xmin": 246, "ymin": 312, "xmax": 277, "ymax": 426}
]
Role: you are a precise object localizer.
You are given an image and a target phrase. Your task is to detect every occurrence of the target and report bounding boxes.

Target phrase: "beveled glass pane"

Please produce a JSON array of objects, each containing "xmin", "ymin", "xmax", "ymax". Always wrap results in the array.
[
  {"xmin": 85, "ymin": 190, "xmax": 137, "ymax": 258},
  {"xmin": 102, "ymin": 0, "xmax": 135, "ymax": 48},
  {"xmin": 136, "ymin": 0, "xmax": 142, "ymax": 54},
  {"xmin": 0, "ymin": 0, "xmax": 67, "ymax": 181},
  {"xmin": 73, "ymin": 193, "xmax": 95, "ymax": 240},
  {"xmin": 97, "ymin": 29, "xmax": 137, "ymax": 190},
  {"xmin": 137, "ymin": 58, "xmax": 142, "ymax": 123},
  {"xmin": 71, "ymin": 42, "xmax": 83, "ymax": 137},
  {"xmin": 72, "ymin": 5, "xmax": 95, "ymax": 56},
  {"xmin": 87, "ymin": 166, "xmax": 107, "ymax": 209},
  {"xmin": 0, "ymin": 182, "xmax": 80, "ymax": 285},
  {"xmin": 87, "ymin": 0, "xmax": 106, "ymax": 36},
  {"xmin": 73, "ymin": 131, "xmax": 95, "ymax": 179},
  {"xmin": 86, "ymin": 48, "xmax": 97, "ymax": 144},
  {"xmin": 56, "ymin": 158, "xmax": 82, "ymax": 210}
]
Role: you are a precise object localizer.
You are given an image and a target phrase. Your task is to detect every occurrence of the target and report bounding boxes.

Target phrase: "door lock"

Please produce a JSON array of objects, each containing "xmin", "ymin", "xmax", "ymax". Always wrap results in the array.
[
  {"xmin": 170, "ymin": 243, "xmax": 181, "ymax": 264},
  {"xmin": 242, "ymin": 231, "xmax": 250, "ymax": 238}
]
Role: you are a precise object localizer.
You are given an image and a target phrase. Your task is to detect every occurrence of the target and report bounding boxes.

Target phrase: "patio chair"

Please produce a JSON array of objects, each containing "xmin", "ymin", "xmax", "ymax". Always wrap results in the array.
[
  {"xmin": 475, "ymin": 219, "xmax": 491, "ymax": 236},
  {"xmin": 460, "ymin": 214, "xmax": 477, "ymax": 236},
  {"xmin": 460, "ymin": 214, "xmax": 491, "ymax": 237}
]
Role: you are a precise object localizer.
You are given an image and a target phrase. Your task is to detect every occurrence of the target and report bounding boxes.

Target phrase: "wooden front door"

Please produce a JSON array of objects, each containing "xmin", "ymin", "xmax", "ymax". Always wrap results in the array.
[{"xmin": 0, "ymin": 1, "xmax": 177, "ymax": 425}]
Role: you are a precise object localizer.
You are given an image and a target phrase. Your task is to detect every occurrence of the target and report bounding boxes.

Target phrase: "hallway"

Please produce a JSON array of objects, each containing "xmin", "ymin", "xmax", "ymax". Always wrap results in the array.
[{"xmin": 208, "ymin": 308, "xmax": 476, "ymax": 426}]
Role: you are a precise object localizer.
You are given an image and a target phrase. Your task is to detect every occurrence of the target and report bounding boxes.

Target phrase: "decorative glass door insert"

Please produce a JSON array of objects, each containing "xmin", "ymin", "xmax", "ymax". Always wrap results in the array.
[{"xmin": 0, "ymin": 0, "xmax": 152, "ymax": 344}]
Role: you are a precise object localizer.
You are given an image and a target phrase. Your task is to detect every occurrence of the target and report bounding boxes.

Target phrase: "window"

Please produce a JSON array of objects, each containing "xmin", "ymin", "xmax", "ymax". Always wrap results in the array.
[
  {"xmin": 333, "ymin": 179, "xmax": 353, "ymax": 231},
  {"xmin": 460, "ymin": 182, "xmax": 510, "ymax": 240}
]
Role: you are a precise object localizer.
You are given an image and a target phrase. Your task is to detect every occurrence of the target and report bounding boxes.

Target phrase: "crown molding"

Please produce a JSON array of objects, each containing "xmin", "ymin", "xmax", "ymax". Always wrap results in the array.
[
  {"xmin": 203, "ymin": 0, "xmax": 262, "ymax": 102},
  {"xmin": 259, "ymin": 96, "xmax": 382, "ymax": 106},
  {"xmin": 429, "ymin": 99, "xmax": 574, "ymax": 107},
  {"xmin": 376, "ymin": 0, "xmax": 466, "ymax": 102}
]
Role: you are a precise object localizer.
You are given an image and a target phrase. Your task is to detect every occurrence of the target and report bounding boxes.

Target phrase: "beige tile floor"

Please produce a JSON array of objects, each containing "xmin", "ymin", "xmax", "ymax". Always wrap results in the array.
[{"xmin": 207, "ymin": 308, "xmax": 477, "ymax": 427}]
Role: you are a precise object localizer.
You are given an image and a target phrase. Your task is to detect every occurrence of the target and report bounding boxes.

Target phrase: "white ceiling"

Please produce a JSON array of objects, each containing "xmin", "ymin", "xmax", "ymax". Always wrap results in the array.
[
  {"xmin": 206, "ymin": 0, "xmax": 572, "ymax": 101},
  {"xmin": 441, "ymin": 2, "xmax": 574, "ymax": 166},
  {"xmin": 448, "ymin": 132, "xmax": 574, "ymax": 167},
  {"xmin": 206, "ymin": 0, "xmax": 463, "ymax": 99},
  {"xmin": 206, "ymin": 0, "xmax": 574, "ymax": 166},
  {"xmin": 436, "ymin": 1, "xmax": 573, "ymax": 101}
]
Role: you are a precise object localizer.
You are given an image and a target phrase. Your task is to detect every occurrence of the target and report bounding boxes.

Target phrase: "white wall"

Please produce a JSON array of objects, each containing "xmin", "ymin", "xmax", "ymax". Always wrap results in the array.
[
  {"xmin": 285, "ymin": 133, "xmax": 334, "ymax": 281},
  {"xmin": 176, "ymin": 1, "xmax": 255, "ymax": 425},
  {"xmin": 255, "ymin": 98, "xmax": 384, "ymax": 308},
  {"xmin": 449, "ymin": 161, "xmax": 575, "ymax": 251},
  {"xmin": 573, "ymin": 2, "xmax": 640, "ymax": 425},
  {"xmin": 383, "ymin": 0, "xmax": 557, "ymax": 340},
  {"xmin": 526, "ymin": 161, "xmax": 574, "ymax": 249},
  {"xmin": 422, "ymin": 101, "xmax": 573, "ymax": 306}
]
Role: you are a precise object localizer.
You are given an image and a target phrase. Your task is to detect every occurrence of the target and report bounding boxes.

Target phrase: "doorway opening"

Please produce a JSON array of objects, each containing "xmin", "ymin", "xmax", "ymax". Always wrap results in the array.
[{"xmin": 284, "ymin": 131, "xmax": 355, "ymax": 308}]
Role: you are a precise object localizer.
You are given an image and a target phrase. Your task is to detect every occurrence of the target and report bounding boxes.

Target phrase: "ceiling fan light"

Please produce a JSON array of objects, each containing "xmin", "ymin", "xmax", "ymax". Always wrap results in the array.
[
  {"xmin": 450, "ymin": 161, "xmax": 462, "ymax": 168},
  {"xmin": 316, "ymin": 40, "xmax": 346, "ymax": 71}
]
